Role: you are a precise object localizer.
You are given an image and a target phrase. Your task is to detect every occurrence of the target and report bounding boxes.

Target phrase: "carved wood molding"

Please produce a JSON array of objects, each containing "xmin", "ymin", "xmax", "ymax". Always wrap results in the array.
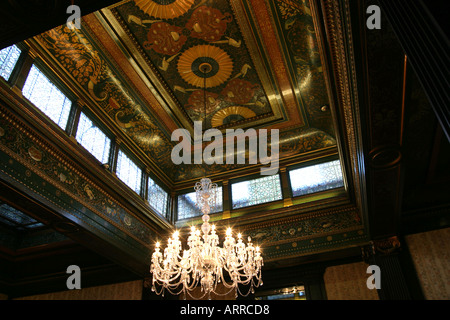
[{"xmin": 317, "ymin": 0, "xmax": 368, "ymax": 225}]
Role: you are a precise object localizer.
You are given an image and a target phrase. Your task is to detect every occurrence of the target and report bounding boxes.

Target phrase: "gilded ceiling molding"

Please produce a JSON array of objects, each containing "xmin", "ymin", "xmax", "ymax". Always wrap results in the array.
[
  {"xmin": 240, "ymin": 204, "xmax": 366, "ymax": 261},
  {"xmin": 177, "ymin": 44, "xmax": 234, "ymax": 88},
  {"xmin": 210, "ymin": 106, "xmax": 256, "ymax": 127},
  {"xmin": 314, "ymin": 0, "xmax": 367, "ymax": 225},
  {"xmin": 134, "ymin": 0, "xmax": 195, "ymax": 20}
]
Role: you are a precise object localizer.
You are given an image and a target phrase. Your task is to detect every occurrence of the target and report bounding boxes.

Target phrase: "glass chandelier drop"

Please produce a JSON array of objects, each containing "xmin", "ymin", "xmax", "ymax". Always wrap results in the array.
[{"xmin": 150, "ymin": 64, "xmax": 263, "ymax": 299}]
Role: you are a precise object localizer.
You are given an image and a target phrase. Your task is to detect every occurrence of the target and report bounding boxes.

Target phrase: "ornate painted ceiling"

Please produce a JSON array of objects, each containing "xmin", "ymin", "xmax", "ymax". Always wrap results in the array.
[
  {"xmin": 30, "ymin": 0, "xmax": 338, "ymax": 184},
  {"xmin": 1, "ymin": 0, "xmax": 448, "ymax": 296}
]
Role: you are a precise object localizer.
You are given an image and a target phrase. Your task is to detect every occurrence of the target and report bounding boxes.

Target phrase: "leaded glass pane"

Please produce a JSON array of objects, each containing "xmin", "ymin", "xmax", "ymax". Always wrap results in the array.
[
  {"xmin": 148, "ymin": 177, "xmax": 168, "ymax": 216},
  {"xmin": 0, "ymin": 45, "xmax": 21, "ymax": 81},
  {"xmin": 116, "ymin": 150, "xmax": 142, "ymax": 194},
  {"xmin": 289, "ymin": 160, "xmax": 344, "ymax": 197},
  {"xmin": 231, "ymin": 175, "xmax": 282, "ymax": 209},
  {"xmin": 177, "ymin": 187, "xmax": 223, "ymax": 220},
  {"xmin": 76, "ymin": 112, "xmax": 111, "ymax": 164},
  {"xmin": 22, "ymin": 64, "xmax": 72, "ymax": 130}
]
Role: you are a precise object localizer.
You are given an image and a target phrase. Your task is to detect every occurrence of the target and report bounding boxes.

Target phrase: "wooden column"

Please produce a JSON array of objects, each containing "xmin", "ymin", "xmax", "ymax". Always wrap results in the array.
[{"xmin": 362, "ymin": 236, "xmax": 421, "ymax": 300}]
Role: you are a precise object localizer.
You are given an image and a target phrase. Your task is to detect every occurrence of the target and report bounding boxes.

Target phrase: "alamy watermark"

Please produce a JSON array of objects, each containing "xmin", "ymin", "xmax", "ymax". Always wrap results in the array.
[
  {"xmin": 67, "ymin": 5, "xmax": 81, "ymax": 30},
  {"xmin": 171, "ymin": 121, "xmax": 279, "ymax": 175},
  {"xmin": 367, "ymin": 5, "xmax": 381, "ymax": 29},
  {"xmin": 66, "ymin": 265, "xmax": 81, "ymax": 289},
  {"xmin": 366, "ymin": 265, "xmax": 381, "ymax": 289}
]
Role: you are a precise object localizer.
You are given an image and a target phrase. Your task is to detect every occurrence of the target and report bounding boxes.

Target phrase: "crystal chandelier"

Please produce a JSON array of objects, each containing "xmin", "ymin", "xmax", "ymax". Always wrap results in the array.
[
  {"xmin": 150, "ymin": 64, "xmax": 263, "ymax": 300},
  {"xmin": 150, "ymin": 177, "xmax": 263, "ymax": 299}
]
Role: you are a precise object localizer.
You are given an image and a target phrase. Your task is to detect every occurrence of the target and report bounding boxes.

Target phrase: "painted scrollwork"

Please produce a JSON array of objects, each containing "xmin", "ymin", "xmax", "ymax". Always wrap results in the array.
[{"xmin": 39, "ymin": 26, "xmax": 108, "ymax": 102}]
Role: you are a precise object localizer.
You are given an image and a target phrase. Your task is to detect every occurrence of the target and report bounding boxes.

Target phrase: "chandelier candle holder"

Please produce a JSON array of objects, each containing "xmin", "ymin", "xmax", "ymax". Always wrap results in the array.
[{"xmin": 150, "ymin": 177, "xmax": 264, "ymax": 300}]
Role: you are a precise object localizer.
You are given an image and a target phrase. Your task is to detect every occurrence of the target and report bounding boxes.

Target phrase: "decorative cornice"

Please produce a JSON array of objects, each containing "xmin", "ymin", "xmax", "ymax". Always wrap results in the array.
[
  {"xmin": 0, "ymin": 87, "xmax": 170, "ymax": 242},
  {"xmin": 316, "ymin": 0, "xmax": 368, "ymax": 225}
]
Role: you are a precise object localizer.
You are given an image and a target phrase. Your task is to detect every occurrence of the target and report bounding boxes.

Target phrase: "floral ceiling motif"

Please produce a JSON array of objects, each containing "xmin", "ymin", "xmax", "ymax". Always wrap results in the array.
[
  {"xmin": 115, "ymin": 0, "xmax": 274, "ymax": 128},
  {"xmin": 33, "ymin": 0, "xmax": 337, "ymax": 182}
]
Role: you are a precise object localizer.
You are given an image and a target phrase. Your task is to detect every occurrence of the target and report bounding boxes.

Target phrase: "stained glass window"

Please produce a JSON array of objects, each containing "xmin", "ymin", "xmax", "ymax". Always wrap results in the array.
[
  {"xmin": 177, "ymin": 187, "xmax": 223, "ymax": 220},
  {"xmin": 0, "ymin": 45, "xmax": 21, "ymax": 81},
  {"xmin": 289, "ymin": 160, "xmax": 344, "ymax": 197},
  {"xmin": 22, "ymin": 64, "xmax": 72, "ymax": 130},
  {"xmin": 116, "ymin": 150, "xmax": 142, "ymax": 194},
  {"xmin": 75, "ymin": 112, "xmax": 111, "ymax": 164},
  {"xmin": 148, "ymin": 176, "xmax": 168, "ymax": 217},
  {"xmin": 231, "ymin": 175, "xmax": 282, "ymax": 209}
]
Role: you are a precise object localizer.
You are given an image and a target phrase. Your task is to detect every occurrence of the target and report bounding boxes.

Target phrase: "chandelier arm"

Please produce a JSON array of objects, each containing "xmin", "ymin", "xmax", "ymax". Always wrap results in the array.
[
  {"xmin": 231, "ymin": 257, "xmax": 260, "ymax": 273},
  {"xmin": 183, "ymin": 282, "xmax": 199, "ymax": 292},
  {"xmin": 183, "ymin": 276, "xmax": 201, "ymax": 291},
  {"xmin": 236, "ymin": 282, "xmax": 255, "ymax": 297},
  {"xmin": 217, "ymin": 270, "xmax": 240, "ymax": 290},
  {"xmin": 186, "ymin": 288, "xmax": 209, "ymax": 300},
  {"xmin": 151, "ymin": 282, "xmax": 165, "ymax": 296},
  {"xmin": 154, "ymin": 266, "xmax": 183, "ymax": 279},
  {"xmin": 163, "ymin": 284, "xmax": 188, "ymax": 296},
  {"xmin": 153, "ymin": 276, "xmax": 183, "ymax": 289},
  {"xmin": 152, "ymin": 268, "xmax": 185, "ymax": 285}
]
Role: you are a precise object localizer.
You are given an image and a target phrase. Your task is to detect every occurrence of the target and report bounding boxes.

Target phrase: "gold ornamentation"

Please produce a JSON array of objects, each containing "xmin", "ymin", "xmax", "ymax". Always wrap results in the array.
[
  {"xmin": 177, "ymin": 45, "xmax": 233, "ymax": 88},
  {"xmin": 231, "ymin": 63, "xmax": 251, "ymax": 80},
  {"xmin": 28, "ymin": 146, "xmax": 42, "ymax": 162},
  {"xmin": 210, "ymin": 106, "xmax": 256, "ymax": 127},
  {"xmin": 134, "ymin": 0, "xmax": 195, "ymax": 20},
  {"xmin": 143, "ymin": 22, "xmax": 187, "ymax": 55},
  {"xmin": 186, "ymin": 5, "xmax": 233, "ymax": 42}
]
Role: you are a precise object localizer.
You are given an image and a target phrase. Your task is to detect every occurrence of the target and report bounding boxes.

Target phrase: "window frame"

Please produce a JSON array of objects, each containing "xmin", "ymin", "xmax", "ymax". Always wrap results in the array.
[
  {"xmin": 287, "ymin": 156, "xmax": 345, "ymax": 198},
  {"xmin": 115, "ymin": 147, "xmax": 145, "ymax": 197},
  {"xmin": 230, "ymin": 173, "xmax": 283, "ymax": 210},
  {"xmin": 73, "ymin": 108, "xmax": 114, "ymax": 166},
  {"xmin": 147, "ymin": 173, "xmax": 170, "ymax": 218},
  {"xmin": 20, "ymin": 58, "xmax": 78, "ymax": 134},
  {"xmin": 0, "ymin": 43, "xmax": 26, "ymax": 84}
]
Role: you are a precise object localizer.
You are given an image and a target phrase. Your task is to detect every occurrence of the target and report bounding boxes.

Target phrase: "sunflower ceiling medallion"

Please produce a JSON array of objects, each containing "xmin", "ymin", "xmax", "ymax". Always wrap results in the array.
[
  {"xmin": 211, "ymin": 106, "xmax": 256, "ymax": 127},
  {"xmin": 134, "ymin": 0, "xmax": 195, "ymax": 20},
  {"xmin": 177, "ymin": 44, "xmax": 234, "ymax": 88}
]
